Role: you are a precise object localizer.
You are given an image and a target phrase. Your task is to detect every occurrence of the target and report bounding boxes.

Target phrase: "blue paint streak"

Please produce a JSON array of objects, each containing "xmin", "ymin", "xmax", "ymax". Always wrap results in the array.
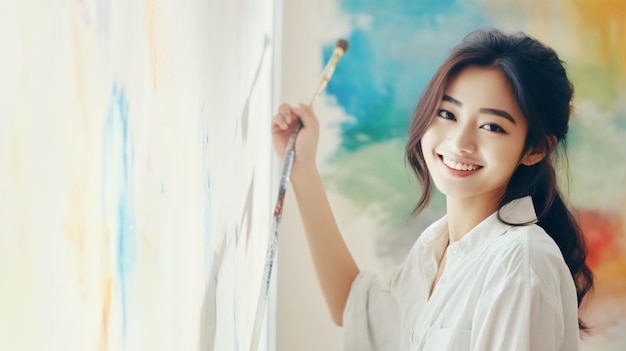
[
  {"xmin": 103, "ymin": 83, "xmax": 136, "ymax": 341},
  {"xmin": 323, "ymin": 0, "xmax": 492, "ymax": 153},
  {"xmin": 340, "ymin": 0, "xmax": 458, "ymax": 17}
]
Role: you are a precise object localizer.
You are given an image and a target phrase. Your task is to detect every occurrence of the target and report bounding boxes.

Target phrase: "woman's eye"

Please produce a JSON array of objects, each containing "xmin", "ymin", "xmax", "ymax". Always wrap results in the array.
[
  {"xmin": 481, "ymin": 123, "xmax": 506, "ymax": 133},
  {"xmin": 438, "ymin": 110, "xmax": 455, "ymax": 120}
]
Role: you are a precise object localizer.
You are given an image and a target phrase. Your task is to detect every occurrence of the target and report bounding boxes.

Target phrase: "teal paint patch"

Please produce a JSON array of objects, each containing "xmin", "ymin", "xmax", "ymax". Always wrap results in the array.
[
  {"xmin": 102, "ymin": 83, "xmax": 136, "ymax": 340},
  {"xmin": 320, "ymin": 0, "xmax": 491, "ymax": 229},
  {"xmin": 324, "ymin": 0, "xmax": 492, "ymax": 154},
  {"xmin": 340, "ymin": 0, "xmax": 459, "ymax": 16}
]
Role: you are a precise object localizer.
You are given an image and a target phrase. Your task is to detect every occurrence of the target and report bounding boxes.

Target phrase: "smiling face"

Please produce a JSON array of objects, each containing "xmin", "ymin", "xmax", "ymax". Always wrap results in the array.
[{"xmin": 420, "ymin": 65, "xmax": 531, "ymax": 208}]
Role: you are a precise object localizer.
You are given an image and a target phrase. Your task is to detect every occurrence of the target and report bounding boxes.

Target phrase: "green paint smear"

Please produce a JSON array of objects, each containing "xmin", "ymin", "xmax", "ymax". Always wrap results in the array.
[
  {"xmin": 322, "ymin": 138, "xmax": 446, "ymax": 229},
  {"xmin": 568, "ymin": 58, "xmax": 623, "ymax": 108},
  {"xmin": 564, "ymin": 114, "xmax": 626, "ymax": 209},
  {"xmin": 336, "ymin": 89, "xmax": 413, "ymax": 153}
]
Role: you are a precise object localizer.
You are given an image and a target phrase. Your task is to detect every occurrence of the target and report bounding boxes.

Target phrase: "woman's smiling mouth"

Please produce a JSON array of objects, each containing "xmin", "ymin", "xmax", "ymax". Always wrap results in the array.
[{"xmin": 440, "ymin": 155, "xmax": 482, "ymax": 172}]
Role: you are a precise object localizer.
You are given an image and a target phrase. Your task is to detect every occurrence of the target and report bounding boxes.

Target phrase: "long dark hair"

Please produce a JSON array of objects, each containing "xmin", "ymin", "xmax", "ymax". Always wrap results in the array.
[{"xmin": 405, "ymin": 29, "xmax": 593, "ymax": 330}]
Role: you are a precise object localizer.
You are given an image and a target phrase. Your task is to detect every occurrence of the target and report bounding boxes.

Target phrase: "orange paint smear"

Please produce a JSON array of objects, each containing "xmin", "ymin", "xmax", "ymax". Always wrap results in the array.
[
  {"xmin": 578, "ymin": 209, "xmax": 626, "ymax": 331},
  {"xmin": 579, "ymin": 209, "xmax": 624, "ymax": 269},
  {"xmin": 100, "ymin": 276, "xmax": 112, "ymax": 351},
  {"xmin": 567, "ymin": 0, "xmax": 626, "ymax": 77}
]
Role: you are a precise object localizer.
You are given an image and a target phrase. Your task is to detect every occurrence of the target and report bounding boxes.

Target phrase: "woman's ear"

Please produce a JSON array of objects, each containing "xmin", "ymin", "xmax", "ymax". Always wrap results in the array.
[
  {"xmin": 521, "ymin": 135, "xmax": 557, "ymax": 166},
  {"xmin": 521, "ymin": 150, "xmax": 545, "ymax": 166}
]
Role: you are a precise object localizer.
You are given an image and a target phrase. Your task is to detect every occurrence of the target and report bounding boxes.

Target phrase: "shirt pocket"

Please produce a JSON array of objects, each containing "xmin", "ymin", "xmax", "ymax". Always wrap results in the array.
[{"xmin": 421, "ymin": 327, "xmax": 471, "ymax": 351}]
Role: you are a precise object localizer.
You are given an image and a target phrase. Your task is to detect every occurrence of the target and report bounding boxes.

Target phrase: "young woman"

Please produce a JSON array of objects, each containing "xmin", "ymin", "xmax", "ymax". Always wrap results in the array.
[{"xmin": 271, "ymin": 29, "xmax": 593, "ymax": 350}]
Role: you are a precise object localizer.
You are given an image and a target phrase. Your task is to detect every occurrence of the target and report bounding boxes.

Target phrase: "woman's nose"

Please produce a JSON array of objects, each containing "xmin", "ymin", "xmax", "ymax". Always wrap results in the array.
[{"xmin": 448, "ymin": 123, "xmax": 477, "ymax": 154}]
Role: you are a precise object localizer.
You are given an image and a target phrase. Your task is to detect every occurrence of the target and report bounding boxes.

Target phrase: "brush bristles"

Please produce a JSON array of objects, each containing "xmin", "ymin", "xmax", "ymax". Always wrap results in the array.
[{"xmin": 335, "ymin": 39, "xmax": 349, "ymax": 53}]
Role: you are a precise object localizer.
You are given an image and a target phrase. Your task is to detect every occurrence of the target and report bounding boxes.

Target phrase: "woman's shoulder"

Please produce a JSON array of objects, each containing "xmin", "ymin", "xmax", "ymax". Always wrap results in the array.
[
  {"xmin": 502, "ymin": 224, "xmax": 565, "ymax": 261},
  {"xmin": 483, "ymin": 224, "xmax": 571, "ymax": 286},
  {"xmin": 479, "ymin": 224, "xmax": 578, "ymax": 313}
]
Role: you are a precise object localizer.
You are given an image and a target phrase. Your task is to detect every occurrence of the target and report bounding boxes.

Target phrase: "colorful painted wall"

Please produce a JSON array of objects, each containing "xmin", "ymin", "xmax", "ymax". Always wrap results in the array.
[
  {"xmin": 279, "ymin": 0, "xmax": 625, "ymax": 350},
  {"xmin": 0, "ymin": 1, "xmax": 277, "ymax": 350}
]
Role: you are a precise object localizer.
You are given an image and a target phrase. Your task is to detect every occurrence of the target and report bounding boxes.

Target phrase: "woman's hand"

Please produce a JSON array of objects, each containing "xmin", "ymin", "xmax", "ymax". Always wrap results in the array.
[
  {"xmin": 271, "ymin": 103, "xmax": 320, "ymax": 168},
  {"xmin": 271, "ymin": 103, "xmax": 359, "ymax": 326}
]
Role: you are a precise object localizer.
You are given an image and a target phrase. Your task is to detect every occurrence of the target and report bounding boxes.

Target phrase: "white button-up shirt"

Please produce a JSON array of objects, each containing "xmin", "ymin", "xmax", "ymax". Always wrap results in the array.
[{"xmin": 343, "ymin": 196, "xmax": 580, "ymax": 350}]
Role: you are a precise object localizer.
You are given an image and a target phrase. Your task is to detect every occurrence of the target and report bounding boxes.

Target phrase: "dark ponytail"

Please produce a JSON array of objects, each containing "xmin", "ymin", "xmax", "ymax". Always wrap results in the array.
[{"xmin": 501, "ymin": 152, "xmax": 593, "ymax": 330}]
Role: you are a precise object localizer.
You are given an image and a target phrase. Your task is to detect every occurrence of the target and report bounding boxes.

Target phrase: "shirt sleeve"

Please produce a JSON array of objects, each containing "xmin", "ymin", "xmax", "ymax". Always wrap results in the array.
[
  {"xmin": 470, "ymin": 279, "xmax": 565, "ymax": 350},
  {"xmin": 342, "ymin": 272, "xmax": 403, "ymax": 351}
]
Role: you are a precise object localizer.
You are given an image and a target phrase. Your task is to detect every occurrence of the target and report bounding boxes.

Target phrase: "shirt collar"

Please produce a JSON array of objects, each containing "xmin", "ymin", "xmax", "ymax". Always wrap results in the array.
[{"xmin": 420, "ymin": 196, "xmax": 538, "ymax": 257}]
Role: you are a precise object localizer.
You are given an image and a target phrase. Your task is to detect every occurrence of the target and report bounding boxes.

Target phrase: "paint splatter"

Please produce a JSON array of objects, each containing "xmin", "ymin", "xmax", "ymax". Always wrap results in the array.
[
  {"xmin": 580, "ymin": 209, "xmax": 624, "ymax": 269},
  {"xmin": 319, "ymin": 0, "xmax": 491, "ymax": 234},
  {"xmin": 578, "ymin": 208, "xmax": 626, "ymax": 334},
  {"xmin": 100, "ymin": 276, "xmax": 113, "ymax": 351},
  {"xmin": 324, "ymin": 0, "xmax": 491, "ymax": 153},
  {"xmin": 102, "ymin": 84, "xmax": 136, "ymax": 340}
]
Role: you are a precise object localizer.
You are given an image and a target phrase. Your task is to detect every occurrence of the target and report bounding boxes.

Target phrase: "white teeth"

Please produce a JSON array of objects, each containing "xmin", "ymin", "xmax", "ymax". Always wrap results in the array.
[{"xmin": 442, "ymin": 156, "xmax": 480, "ymax": 171}]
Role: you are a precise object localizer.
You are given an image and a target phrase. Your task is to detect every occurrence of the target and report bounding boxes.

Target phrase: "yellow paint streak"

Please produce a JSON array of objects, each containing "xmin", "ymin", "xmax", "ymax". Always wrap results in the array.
[
  {"xmin": 593, "ymin": 256, "xmax": 626, "ymax": 296},
  {"xmin": 72, "ymin": 0, "xmax": 90, "ymax": 123},
  {"xmin": 566, "ymin": 0, "xmax": 626, "ymax": 76},
  {"xmin": 516, "ymin": 0, "xmax": 625, "ymax": 75},
  {"xmin": 141, "ymin": 232, "xmax": 154, "ymax": 252},
  {"xmin": 99, "ymin": 276, "xmax": 112, "ymax": 351},
  {"xmin": 7, "ymin": 133, "xmax": 30, "ymax": 343},
  {"xmin": 64, "ymin": 0, "xmax": 91, "ymax": 290},
  {"xmin": 491, "ymin": 0, "xmax": 626, "ymax": 103},
  {"xmin": 9, "ymin": 122, "xmax": 36, "ymax": 278},
  {"xmin": 145, "ymin": 0, "xmax": 158, "ymax": 90}
]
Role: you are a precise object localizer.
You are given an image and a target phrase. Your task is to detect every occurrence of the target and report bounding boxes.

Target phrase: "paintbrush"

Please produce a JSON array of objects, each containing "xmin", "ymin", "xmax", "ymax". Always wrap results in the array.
[{"xmin": 249, "ymin": 38, "xmax": 349, "ymax": 351}]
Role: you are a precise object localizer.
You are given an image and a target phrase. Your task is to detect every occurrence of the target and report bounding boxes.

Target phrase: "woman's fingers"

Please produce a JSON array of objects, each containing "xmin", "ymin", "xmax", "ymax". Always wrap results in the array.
[
  {"xmin": 271, "ymin": 102, "xmax": 319, "ymax": 163},
  {"xmin": 279, "ymin": 103, "xmax": 293, "ymax": 127},
  {"xmin": 272, "ymin": 115, "xmax": 288, "ymax": 131},
  {"xmin": 293, "ymin": 103, "xmax": 319, "ymax": 129},
  {"xmin": 272, "ymin": 114, "xmax": 288, "ymax": 130},
  {"xmin": 273, "ymin": 102, "xmax": 318, "ymax": 132},
  {"xmin": 273, "ymin": 103, "xmax": 297, "ymax": 130},
  {"xmin": 278, "ymin": 103, "xmax": 293, "ymax": 124}
]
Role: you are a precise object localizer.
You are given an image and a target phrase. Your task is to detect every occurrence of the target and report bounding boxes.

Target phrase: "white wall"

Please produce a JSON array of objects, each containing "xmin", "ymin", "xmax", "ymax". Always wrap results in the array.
[
  {"xmin": 276, "ymin": 1, "xmax": 382, "ymax": 350},
  {"xmin": 0, "ymin": 1, "xmax": 277, "ymax": 350}
]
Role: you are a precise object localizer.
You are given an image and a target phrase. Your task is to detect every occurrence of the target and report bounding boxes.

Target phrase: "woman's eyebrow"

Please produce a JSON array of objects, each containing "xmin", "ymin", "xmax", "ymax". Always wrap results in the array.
[
  {"xmin": 442, "ymin": 94, "xmax": 516, "ymax": 124},
  {"xmin": 479, "ymin": 107, "xmax": 516, "ymax": 124},
  {"xmin": 442, "ymin": 94, "xmax": 462, "ymax": 106}
]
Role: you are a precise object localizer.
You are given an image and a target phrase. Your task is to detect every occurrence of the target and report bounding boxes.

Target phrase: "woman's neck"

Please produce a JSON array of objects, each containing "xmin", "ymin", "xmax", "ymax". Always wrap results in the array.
[{"xmin": 445, "ymin": 194, "xmax": 500, "ymax": 243}]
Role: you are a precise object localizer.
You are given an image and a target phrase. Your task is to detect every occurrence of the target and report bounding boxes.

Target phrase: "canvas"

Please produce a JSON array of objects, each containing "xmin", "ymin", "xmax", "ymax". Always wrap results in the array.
[{"xmin": 0, "ymin": 1, "xmax": 277, "ymax": 350}]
